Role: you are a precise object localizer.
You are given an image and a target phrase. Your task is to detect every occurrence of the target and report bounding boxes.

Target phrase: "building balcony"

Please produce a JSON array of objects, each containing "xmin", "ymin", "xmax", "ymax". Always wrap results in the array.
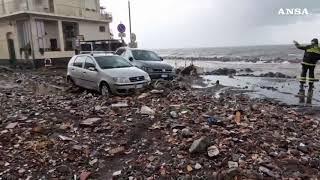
[
  {"xmin": 0, "ymin": 0, "xmax": 112, "ymax": 22},
  {"xmin": 100, "ymin": 12, "xmax": 112, "ymax": 21}
]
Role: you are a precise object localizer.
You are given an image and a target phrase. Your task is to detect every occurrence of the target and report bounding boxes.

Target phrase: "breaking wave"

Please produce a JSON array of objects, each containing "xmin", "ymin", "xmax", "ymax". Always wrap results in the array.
[{"xmin": 155, "ymin": 45, "xmax": 304, "ymax": 64}]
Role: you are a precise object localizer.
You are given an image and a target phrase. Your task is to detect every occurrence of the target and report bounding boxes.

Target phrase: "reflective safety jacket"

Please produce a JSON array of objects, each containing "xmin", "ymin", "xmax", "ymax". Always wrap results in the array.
[{"xmin": 296, "ymin": 44, "xmax": 320, "ymax": 66}]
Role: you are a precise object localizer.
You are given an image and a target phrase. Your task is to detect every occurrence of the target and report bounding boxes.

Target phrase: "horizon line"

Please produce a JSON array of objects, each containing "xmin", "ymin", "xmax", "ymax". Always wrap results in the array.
[{"xmin": 149, "ymin": 43, "xmax": 296, "ymax": 50}]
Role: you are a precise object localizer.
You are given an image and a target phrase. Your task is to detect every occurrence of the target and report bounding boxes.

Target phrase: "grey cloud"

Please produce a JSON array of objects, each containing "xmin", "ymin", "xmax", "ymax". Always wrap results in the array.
[
  {"xmin": 103, "ymin": 0, "xmax": 320, "ymax": 48},
  {"xmin": 243, "ymin": 0, "xmax": 320, "ymax": 27}
]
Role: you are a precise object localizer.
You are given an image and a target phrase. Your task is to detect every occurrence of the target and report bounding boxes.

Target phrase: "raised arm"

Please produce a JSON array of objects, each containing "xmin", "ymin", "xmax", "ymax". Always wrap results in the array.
[{"xmin": 294, "ymin": 40, "xmax": 308, "ymax": 50}]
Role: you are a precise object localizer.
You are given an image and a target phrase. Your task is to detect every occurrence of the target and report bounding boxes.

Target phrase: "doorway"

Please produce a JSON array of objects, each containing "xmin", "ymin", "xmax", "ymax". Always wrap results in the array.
[
  {"xmin": 62, "ymin": 22, "xmax": 79, "ymax": 51},
  {"xmin": 6, "ymin": 32, "xmax": 16, "ymax": 66}
]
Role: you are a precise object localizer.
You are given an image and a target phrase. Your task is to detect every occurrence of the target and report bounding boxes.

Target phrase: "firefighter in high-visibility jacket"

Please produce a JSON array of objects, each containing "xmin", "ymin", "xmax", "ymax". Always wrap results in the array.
[{"xmin": 294, "ymin": 38, "xmax": 320, "ymax": 91}]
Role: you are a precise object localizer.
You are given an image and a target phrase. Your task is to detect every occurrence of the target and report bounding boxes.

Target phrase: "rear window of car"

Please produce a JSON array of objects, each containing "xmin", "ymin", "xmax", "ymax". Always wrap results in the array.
[
  {"xmin": 95, "ymin": 56, "xmax": 132, "ymax": 69},
  {"xmin": 73, "ymin": 56, "xmax": 86, "ymax": 68}
]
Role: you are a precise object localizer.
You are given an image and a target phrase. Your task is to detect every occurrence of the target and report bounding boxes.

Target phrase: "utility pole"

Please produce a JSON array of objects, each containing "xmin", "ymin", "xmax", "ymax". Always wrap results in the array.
[
  {"xmin": 128, "ymin": 0, "xmax": 132, "ymax": 43},
  {"xmin": 2, "ymin": 0, "xmax": 6, "ymax": 14}
]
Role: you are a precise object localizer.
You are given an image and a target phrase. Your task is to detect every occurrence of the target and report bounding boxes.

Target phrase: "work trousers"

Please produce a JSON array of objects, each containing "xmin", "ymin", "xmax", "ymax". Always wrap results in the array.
[{"xmin": 300, "ymin": 64, "xmax": 315, "ymax": 86}]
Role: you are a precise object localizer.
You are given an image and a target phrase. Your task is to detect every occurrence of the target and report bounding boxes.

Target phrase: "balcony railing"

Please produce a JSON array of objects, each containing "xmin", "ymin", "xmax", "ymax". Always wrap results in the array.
[{"xmin": 100, "ymin": 12, "xmax": 112, "ymax": 21}]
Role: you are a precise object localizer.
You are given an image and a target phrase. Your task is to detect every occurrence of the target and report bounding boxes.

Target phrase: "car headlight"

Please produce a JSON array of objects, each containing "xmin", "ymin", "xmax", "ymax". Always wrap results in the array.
[
  {"xmin": 145, "ymin": 75, "xmax": 151, "ymax": 81},
  {"xmin": 113, "ymin": 77, "xmax": 130, "ymax": 83},
  {"xmin": 141, "ymin": 66, "xmax": 152, "ymax": 72}
]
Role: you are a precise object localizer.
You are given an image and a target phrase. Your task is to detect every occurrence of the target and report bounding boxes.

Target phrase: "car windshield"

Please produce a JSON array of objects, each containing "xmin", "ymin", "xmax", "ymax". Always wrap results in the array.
[
  {"xmin": 95, "ymin": 56, "xmax": 132, "ymax": 69},
  {"xmin": 132, "ymin": 50, "xmax": 161, "ymax": 61}
]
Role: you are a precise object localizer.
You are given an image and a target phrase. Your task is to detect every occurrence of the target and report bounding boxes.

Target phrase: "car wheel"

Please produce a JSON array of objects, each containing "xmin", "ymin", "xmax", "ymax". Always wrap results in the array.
[
  {"xmin": 67, "ymin": 76, "xmax": 76, "ymax": 86},
  {"xmin": 100, "ymin": 82, "xmax": 110, "ymax": 97}
]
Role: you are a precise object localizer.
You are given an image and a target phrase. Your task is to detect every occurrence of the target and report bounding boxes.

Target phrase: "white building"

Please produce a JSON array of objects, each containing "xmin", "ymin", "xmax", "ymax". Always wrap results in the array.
[{"xmin": 0, "ymin": 0, "xmax": 112, "ymax": 66}]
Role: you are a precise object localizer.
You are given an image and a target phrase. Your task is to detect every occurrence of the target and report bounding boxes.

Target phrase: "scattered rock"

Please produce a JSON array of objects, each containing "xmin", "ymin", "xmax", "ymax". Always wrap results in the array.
[
  {"xmin": 0, "ymin": 65, "xmax": 14, "ymax": 73},
  {"xmin": 58, "ymin": 135, "xmax": 73, "ymax": 141},
  {"xmin": 189, "ymin": 136, "xmax": 210, "ymax": 153},
  {"xmin": 111, "ymin": 102, "xmax": 128, "ymax": 108},
  {"xmin": 16, "ymin": 79, "xmax": 23, "ymax": 84},
  {"xmin": 89, "ymin": 159, "xmax": 98, "ymax": 166},
  {"xmin": 297, "ymin": 143, "xmax": 308, "ymax": 153},
  {"xmin": 56, "ymin": 165, "xmax": 71, "ymax": 174},
  {"xmin": 205, "ymin": 68, "xmax": 236, "ymax": 75},
  {"xmin": 150, "ymin": 89, "xmax": 164, "ymax": 94},
  {"xmin": 5, "ymin": 122, "xmax": 18, "ymax": 129},
  {"xmin": 181, "ymin": 128, "xmax": 193, "ymax": 138},
  {"xmin": 147, "ymin": 156, "xmax": 156, "ymax": 162},
  {"xmin": 31, "ymin": 126, "xmax": 45, "ymax": 134},
  {"xmin": 232, "ymin": 154, "xmax": 241, "ymax": 162},
  {"xmin": 259, "ymin": 72, "xmax": 292, "ymax": 78},
  {"xmin": 80, "ymin": 118, "xmax": 101, "ymax": 126},
  {"xmin": 207, "ymin": 145, "xmax": 220, "ymax": 157},
  {"xmin": 138, "ymin": 93, "xmax": 149, "ymax": 99},
  {"xmin": 170, "ymin": 111, "xmax": 178, "ymax": 118},
  {"xmin": 179, "ymin": 65, "xmax": 198, "ymax": 76},
  {"xmin": 140, "ymin": 106, "xmax": 155, "ymax": 115},
  {"xmin": 259, "ymin": 166, "xmax": 280, "ymax": 178},
  {"xmin": 72, "ymin": 145, "xmax": 82, "ymax": 150},
  {"xmin": 112, "ymin": 170, "xmax": 122, "ymax": 177},
  {"xmin": 155, "ymin": 150, "xmax": 164, "ymax": 155},
  {"xmin": 108, "ymin": 146, "xmax": 125, "ymax": 155},
  {"xmin": 18, "ymin": 168, "xmax": 26, "ymax": 174},
  {"xmin": 228, "ymin": 161, "xmax": 239, "ymax": 168},
  {"xmin": 80, "ymin": 171, "xmax": 91, "ymax": 180},
  {"xmin": 244, "ymin": 68, "xmax": 254, "ymax": 72},
  {"xmin": 0, "ymin": 69, "xmax": 318, "ymax": 179},
  {"xmin": 195, "ymin": 163, "xmax": 202, "ymax": 170},
  {"xmin": 94, "ymin": 105, "xmax": 102, "ymax": 111}
]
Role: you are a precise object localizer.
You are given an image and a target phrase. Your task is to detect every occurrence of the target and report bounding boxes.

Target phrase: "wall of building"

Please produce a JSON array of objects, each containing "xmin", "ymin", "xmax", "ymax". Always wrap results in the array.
[
  {"xmin": 0, "ymin": 20, "xmax": 20, "ymax": 60},
  {"xmin": 3, "ymin": 0, "xmax": 28, "ymax": 14},
  {"xmin": 54, "ymin": 0, "xmax": 81, "ymax": 17},
  {"xmin": 79, "ymin": 21, "xmax": 110, "ymax": 41},
  {"xmin": 54, "ymin": 0, "xmax": 100, "ymax": 19},
  {"xmin": 0, "ymin": 22, "xmax": 10, "ymax": 59}
]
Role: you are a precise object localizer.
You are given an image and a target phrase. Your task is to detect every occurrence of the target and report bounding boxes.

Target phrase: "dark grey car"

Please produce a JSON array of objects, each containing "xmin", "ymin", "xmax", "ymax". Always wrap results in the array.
[{"xmin": 116, "ymin": 48, "xmax": 175, "ymax": 80}]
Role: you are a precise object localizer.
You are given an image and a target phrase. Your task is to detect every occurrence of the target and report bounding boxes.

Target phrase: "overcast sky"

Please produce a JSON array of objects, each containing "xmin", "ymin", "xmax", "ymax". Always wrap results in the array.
[{"xmin": 100, "ymin": 0, "xmax": 320, "ymax": 49}]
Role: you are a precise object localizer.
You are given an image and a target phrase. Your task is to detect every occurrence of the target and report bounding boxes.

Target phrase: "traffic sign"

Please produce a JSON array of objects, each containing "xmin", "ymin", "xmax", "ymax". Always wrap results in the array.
[
  {"xmin": 117, "ymin": 23, "xmax": 126, "ymax": 33},
  {"xmin": 119, "ymin": 32, "xmax": 126, "ymax": 38}
]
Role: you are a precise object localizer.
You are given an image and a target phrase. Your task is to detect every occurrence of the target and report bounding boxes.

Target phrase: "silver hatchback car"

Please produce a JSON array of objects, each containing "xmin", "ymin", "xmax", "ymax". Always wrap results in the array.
[{"xmin": 67, "ymin": 53, "xmax": 151, "ymax": 96}]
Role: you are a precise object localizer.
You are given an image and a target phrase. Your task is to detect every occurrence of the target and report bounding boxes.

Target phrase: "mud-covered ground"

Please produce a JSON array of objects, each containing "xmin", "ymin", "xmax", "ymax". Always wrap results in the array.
[{"xmin": 1, "ymin": 67, "xmax": 320, "ymax": 179}]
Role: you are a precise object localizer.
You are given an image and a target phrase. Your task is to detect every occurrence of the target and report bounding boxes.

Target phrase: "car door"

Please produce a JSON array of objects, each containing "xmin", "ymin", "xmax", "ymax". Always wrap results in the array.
[
  {"xmin": 71, "ymin": 56, "xmax": 86, "ymax": 86},
  {"xmin": 82, "ymin": 56, "xmax": 99, "ymax": 90}
]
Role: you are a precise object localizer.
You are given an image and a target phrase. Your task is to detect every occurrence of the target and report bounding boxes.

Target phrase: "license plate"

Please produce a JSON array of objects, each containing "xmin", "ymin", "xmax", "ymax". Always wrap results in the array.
[
  {"xmin": 135, "ymin": 84, "xmax": 143, "ymax": 89},
  {"xmin": 161, "ymin": 74, "xmax": 168, "ymax": 78}
]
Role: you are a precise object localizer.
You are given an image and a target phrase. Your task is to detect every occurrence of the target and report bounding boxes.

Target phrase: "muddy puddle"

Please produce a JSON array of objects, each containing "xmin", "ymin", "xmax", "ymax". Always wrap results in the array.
[{"xmin": 193, "ymin": 75, "xmax": 320, "ymax": 106}]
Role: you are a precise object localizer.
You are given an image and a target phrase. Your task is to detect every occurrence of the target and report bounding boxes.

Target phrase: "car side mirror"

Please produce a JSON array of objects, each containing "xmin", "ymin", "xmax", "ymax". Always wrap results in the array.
[
  {"xmin": 160, "ymin": 57, "xmax": 163, "ymax": 61},
  {"xmin": 88, "ymin": 67, "xmax": 97, "ymax": 71},
  {"xmin": 129, "ymin": 57, "xmax": 134, "ymax": 61}
]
